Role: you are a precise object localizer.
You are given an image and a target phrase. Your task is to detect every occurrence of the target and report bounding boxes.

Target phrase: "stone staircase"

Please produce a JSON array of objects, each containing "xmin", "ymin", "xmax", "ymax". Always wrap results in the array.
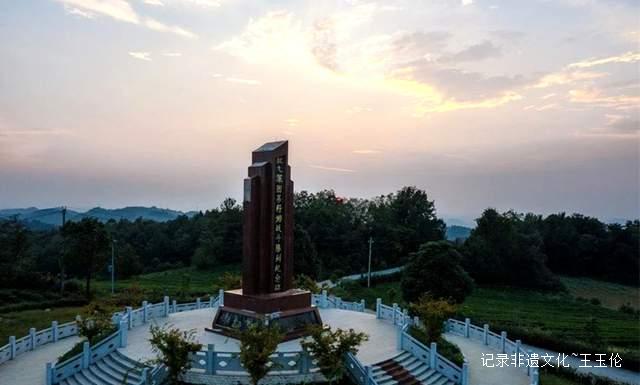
[
  {"xmin": 371, "ymin": 351, "xmax": 456, "ymax": 385},
  {"xmin": 59, "ymin": 350, "xmax": 148, "ymax": 385}
]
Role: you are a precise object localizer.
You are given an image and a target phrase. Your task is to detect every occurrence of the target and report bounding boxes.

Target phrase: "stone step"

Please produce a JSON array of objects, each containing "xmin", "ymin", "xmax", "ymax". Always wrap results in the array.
[{"xmin": 102, "ymin": 355, "xmax": 144, "ymax": 379}]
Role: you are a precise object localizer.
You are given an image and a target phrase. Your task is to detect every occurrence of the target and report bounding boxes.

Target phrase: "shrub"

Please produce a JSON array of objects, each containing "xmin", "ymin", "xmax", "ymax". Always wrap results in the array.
[
  {"xmin": 301, "ymin": 325, "xmax": 368, "ymax": 385},
  {"xmin": 236, "ymin": 323, "xmax": 284, "ymax": 385},
  {"xmin": 218, "ymin": 272, "xmax": 242, "ymax": 290},
  {"xmin": 294, "ymin": 274, "xmax": 320, "ymax": 294},
  {"xmin": 149, "ymin": 324, "xmax": 202, "ymax": 385},
  {"xmin": 412, "ymin": 295, "xmax": 458, "ymax": 343}
]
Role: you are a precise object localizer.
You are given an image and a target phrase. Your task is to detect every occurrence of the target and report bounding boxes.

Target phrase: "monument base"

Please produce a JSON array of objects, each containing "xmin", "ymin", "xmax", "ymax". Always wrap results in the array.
[{"xmin": 208, "ymin": 289, "xmax": 322, "ymax": 340}]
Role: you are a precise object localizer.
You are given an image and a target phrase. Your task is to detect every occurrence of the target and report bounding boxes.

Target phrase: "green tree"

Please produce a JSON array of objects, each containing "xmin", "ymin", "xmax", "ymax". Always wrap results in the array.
[
  {"xmin": 236, "ymin": 323, "xmax": 283, "ymax": 385},
  {"xmin": 62, "ymin": 218, "xmax": 109, "ymax": 299},
  {"xmin": 149, "ymin": 324, "xmax": 202, "ymax": 385},
  {"xmin": 301, "ymin": 326, "xmax": 368, "ymax": 384},
  {"xmin": 401, "ymin": 241, "xmax": 474, "ymax": 303}
]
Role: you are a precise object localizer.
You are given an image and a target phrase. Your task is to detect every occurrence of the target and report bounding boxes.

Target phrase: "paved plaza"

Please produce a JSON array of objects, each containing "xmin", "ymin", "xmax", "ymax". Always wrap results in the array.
[{"xmin": 122, "ymin": 307, "xmax": 402, "ymax": 366}]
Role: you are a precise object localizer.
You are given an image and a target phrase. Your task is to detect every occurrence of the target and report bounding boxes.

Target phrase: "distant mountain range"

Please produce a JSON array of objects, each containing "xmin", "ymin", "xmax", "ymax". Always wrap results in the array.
[
  {"xmin": 0, "ymin": 206, "xmax": 197, "ymax": 229},
  {"xmin": 445, "ymin": 225, "xmax": 472, "ymax": 241}
]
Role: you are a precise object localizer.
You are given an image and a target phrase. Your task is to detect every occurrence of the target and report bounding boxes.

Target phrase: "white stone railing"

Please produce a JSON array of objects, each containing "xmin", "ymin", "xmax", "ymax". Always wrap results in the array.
[
  {"xmin": 446, "ymin": 318, "xmax": 539, "ymax": 385},
  {"xmin": 46, "ymin": 291, "xmax": 224, "ymax": 385},
  {"xmin": 0, "ymin": 319, "xmax": 80, "ymax": 367},
  {"xmin": 311, "ymin": 290, "xmax": 366, "ymax": 312}
]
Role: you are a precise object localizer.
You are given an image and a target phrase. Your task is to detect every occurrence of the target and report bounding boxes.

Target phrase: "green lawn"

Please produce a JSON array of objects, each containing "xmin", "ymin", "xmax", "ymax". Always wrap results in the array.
[
  {"xmin": 93, "ymin": 264, "xmax": 240, "ymax": 296},
  {"xmin": 561, "ymin": 276, "xmax": 640, "ymax": 311},
  {"xmin": 0, "ymin": 306, "xmax": 85, "ymax": 344},
  {"xmin": 331, "ymin": 277, "xmax": 639, "ymax": 368},
  {"xmin": 460, "ymin": 286, "xmax": 639, "ymax": 350}
]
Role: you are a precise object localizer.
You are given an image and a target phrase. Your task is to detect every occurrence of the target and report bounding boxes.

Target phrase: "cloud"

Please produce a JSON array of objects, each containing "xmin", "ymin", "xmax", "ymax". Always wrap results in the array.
[
  {"xmin": 214, "ymin": 11, "xmax": 309, "ymax": 65},
  {"xmin": 532, "ymin": 71, "xmax": 606, "ymax": 88},
  {"xmin": 284, "ymin": 118, "xmax": 299, "ymax": 127},
  {"xmin": 569, "ymin": 88, "xmax": 640, "ymax": 110},
  {"xmin": 225, "ymin": 77, "xmax": 261, "ymax": 85},
  {"xmin": 56, "ymin": 0, "xmax": 197, "ymax": 39},
  {"xmin": 128, "ymin": 51, "xmax": 152, "ymax": 61},
  {"xmin": 211, "ymin": 73, "xmax": 223, "ymax": 78},
  {"xmin": 605, "ymin": 114, "xmax": 639, "ymax": 133},
  {"xmin": 309, "ymin": 164, "xmax": 356, "ymax": 173},
  {"xmin": 568, "ymin": 51, "xmax": 640, "ymax": 69},
  {"xmin": 390, "ymin": 31, "xmax": 451, "ymax": 58},
  {"xmin": 144, "ymin": 18, "xmax": 197, "ymax": 39},
  {"xmin": 540, "ymin": 93, "xmax": 556, "ymax": 100},
  {"xmin": 462, "ymin": 0, "xmax": 473, "ymax": 5},
  {"xmin": 142, "ymin": 0, "xmax": 164, "ymax": 5},
  {"xmin": 441, "ymin": 40, "xmax": 502, "ymax": 62},
  {"xmin": 393, "ymin": 60, "xmax": 525, "ymax": 102},
  {"xmin": 64, "ymin": 5, "xmax": 95, "ymax": 18},
  {"xmin": 56, "ymin": 0, "xmax": 139, "ymax": 23},
  {"xmin": 352, "ymin": 149, "xmax": 381, "ymax": 154},
  {"xmin": 162, "ymin": 52, "xmax": 182, "ymax": 57}
]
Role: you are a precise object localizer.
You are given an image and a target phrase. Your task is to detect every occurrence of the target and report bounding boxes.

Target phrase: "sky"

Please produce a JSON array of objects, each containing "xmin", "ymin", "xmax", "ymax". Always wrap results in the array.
[{"xmin": 0, "ymin": 0, "xmax": 638, "ymax": 223}]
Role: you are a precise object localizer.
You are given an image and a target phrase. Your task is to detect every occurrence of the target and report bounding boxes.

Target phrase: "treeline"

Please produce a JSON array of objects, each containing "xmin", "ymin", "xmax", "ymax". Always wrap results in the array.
[
  {"xmin": 0, "ymin": 187, "xmax": 638, "ymax": 300},
  {"xmin": 0, "ymin": 187, "xmax": 445, "ymax": 296},
  {"xmin": 463, "ymin": 209, "xmax": 639, "ymax": 288}
]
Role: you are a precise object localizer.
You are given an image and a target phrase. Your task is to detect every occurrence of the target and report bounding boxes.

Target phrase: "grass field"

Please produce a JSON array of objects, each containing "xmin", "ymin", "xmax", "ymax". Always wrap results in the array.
[
  {"xmin": 460, "ymin": 286, "xmax": 639, "ymax": 350},
  {"xmin": 561, "ymin": 276, "xmax": 640, "ymax": 311},
  {"xmin": 0, "ymin": 306, "xmax": 85, "ymax": 344},
  {"xmin": 331, "ymin": 277, "xmax": 639, "ymax": 360},
  {"xmin": 93, "ymin": 264, "xmax": 240, "ymax": 295}
]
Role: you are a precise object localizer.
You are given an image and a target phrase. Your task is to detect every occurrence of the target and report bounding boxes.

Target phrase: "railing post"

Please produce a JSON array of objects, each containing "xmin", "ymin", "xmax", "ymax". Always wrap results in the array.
[
  {"xmin": 527, "ymin": 349, "xmax": 533, "ymax": 376},
  {"xmin": 119, "ymin": 320, "xmax": 128, "ymax": 348},
  {"xmin": 207, "ymin": 344, "xmax": 215, "ymax": 374},
  {"xmin": 9, "ymin": 336, "xmax": 15, "ymax": 359},
  {"xmin": 321, "ymin": 290, "xmax": 327, "ymax": 308},
  {"xmin": 141, "ymin": 367, "xmax": 149, "ymax": 385},
  {"xmin": 403, "ymin": 309, "xmax": 408, "ymax": 325},
  {"xmin": 429, "ymin": 342, "xmax": 437, "ymax": 368},
  {"xmin": 209, "ymin": 296, "xmax": 214, "ymax": 308},
  {"xmin": 531, "ymin": 366, "xmax": 539, "ymax": 385},
  {"xmin": 365, "ymin": 365, "xmax": 373, "ymax": 385},
  {"xmin": 126, "ymin": 306, "xmax": 133, "ymax": 329},
  {"xmin": 218, "ymin": 288, "xmax": 224, "ymax": 306},
  {"xmin": 461, "ymin": 361, "xmax": 469, "ymax": 385},
  {"xmin": 29, "ymin": 327, "xmax": 36, "ymax": 350},
  {"xmin": 501, "ymin": 331, "xmax": 507, "ymax": 353},
  {"xmin": 172, "ymin": 300, "xmax": 177, "ymax": 313},
  {"xmin": 52, "ymin": 321, "xmax": 59, "ymax": 343},
  {"xmin": 142, "ymin": 301, "xmax": 148, "ymax": 323},
  {"xmin": 196, "ymin": 297, "xmax": 201, "ymax": 309},
  {"xmin": 46, "ymin": 362, "xmax": 54, "ymax": 385},
  {"xmin": 337, "ymin": 297, "xmax": 343, "ymax": 309},
  {"xmin": 164, "ymin": 296, "xmax": 170, "ymax": 316},
  {"xmin": 375, "ymin": 298, "xmax": 382, "ymax": 319},
  {"xmin": 515, "ymin": 340, "xmax": 522, "ymax": 367},
  {"xmin": 300, "ymin": 349, "xmax": 310, "ymax": 374},
  {"xmin": 360, "ymin": 299, "xmax": 365, "ymax": 312},
  {"xmin": 413, "ymin": 316, "xmax": 420, "ymax": 328},
  {"xmin": 396, "ymin": 323, "xmax": 403, "ymax": 350},
  {"xmin": 82, "ymin": 341, "xmax": 90, "ymax": 369},
  {"xmin": 464, "ymin": 318, "xmax": 470, "ymax": 338},
  {"xmin": 483, "ymin": 324, "xmax": 489, "ymax": 345},
  {"xmin": 392, "ymin": 303, "xmax": 398, "ymax": 324}
]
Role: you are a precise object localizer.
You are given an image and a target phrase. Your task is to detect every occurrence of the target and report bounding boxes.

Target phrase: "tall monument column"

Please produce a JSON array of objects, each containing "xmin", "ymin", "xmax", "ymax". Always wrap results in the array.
[
  {"xmin": 242, "ymin": 141, "xmax": 294, "ymax": 294},
  {"xmin": 210, "ymin": 141, "xmax": 321, "ymax": 340}
]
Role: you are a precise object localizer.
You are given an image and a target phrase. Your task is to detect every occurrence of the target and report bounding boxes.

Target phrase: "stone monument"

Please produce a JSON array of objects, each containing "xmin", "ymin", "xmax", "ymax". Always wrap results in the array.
[{"xmin": 209, "ymin": 141, "xmax": 322, "ymax": 340}]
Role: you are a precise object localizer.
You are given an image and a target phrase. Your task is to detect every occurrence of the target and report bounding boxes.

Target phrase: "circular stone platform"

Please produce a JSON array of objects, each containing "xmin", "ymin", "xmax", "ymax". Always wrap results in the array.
[{"xmin": 120, "ymin": 307, "xmax": 400, "ymax": 366}]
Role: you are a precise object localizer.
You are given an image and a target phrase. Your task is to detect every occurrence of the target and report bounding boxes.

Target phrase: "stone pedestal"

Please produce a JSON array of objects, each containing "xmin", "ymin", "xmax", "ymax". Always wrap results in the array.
[{"xmin": 209, "ymin": 289, "xmax": 321, "ymax": 340}]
